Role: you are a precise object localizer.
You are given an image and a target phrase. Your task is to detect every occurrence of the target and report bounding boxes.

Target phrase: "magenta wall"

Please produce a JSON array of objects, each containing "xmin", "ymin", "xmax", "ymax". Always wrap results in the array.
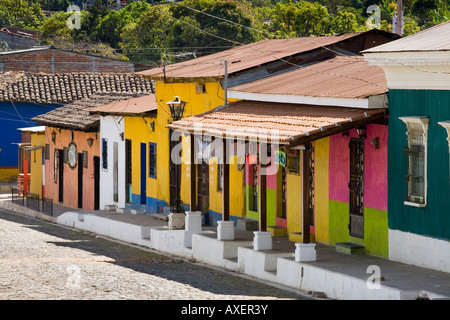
[{"xmin": 329, "ymin": 124, "xmax": 388, "ymax": 211}]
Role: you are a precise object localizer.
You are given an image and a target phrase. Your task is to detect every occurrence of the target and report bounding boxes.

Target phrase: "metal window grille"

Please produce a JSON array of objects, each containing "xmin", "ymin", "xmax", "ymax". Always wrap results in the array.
[{"xmin": 404, "ymin": 123, "xmax": 426, "ymax": 204}]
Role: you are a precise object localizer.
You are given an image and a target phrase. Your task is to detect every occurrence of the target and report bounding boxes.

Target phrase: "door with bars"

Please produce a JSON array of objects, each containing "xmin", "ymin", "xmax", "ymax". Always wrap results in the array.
[{"xmin": 349, "ymin": 138, "xmax": 364, "ymax": 238}]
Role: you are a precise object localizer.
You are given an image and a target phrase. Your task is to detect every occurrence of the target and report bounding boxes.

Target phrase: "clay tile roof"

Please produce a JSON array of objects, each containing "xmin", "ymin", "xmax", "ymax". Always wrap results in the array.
[
  {"xmin": 229, "ymin": 56, "xmax": 387, "ymax": 99},
  {"xmin": 138, "ymin": 33, "xmax": 365, "ymax": 80},
  {"xmin": 87, "ymin": 94, "xmax": 158, "ymax": 115},
  {"xmin": 31, "ymin": 92, "xmax": 146, "ymax": 131},
  {"xmin": 0, "ymin": 72, "xmax": 154, "ymax": 104},
  {"xmin": 167, "ymin": 100, "xmax": 386, "ymax": 145}
]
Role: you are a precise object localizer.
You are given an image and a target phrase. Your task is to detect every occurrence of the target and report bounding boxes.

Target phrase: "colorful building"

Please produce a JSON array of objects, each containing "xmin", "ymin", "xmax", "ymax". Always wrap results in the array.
[
  {"xmin": 0, "ymin": 72, "xmax": 153, "ymax": 183},
  {"xmin": 87, "ymin": 94, "xmax": 158, "ymax": 212},
  {"xmin": 364, "ymin": 21, "xmax": 450, "ymax": 271},
  {"xmin": 169, "ymin": 56, "xmax": 389, "ymax": 256},
  {"xmin": 31, "ymin": 91, "xmax": 152, "ymax": 211},
  {"xmin": 135, "ymin": 30, "xmax": 398, "ymax": 225}
]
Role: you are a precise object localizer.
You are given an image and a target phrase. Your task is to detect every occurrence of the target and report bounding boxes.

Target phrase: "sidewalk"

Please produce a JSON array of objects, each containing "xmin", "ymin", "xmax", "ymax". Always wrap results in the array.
[{"xmin": 1, "ymin": 194, "xmax": 450, "ymax": 300}]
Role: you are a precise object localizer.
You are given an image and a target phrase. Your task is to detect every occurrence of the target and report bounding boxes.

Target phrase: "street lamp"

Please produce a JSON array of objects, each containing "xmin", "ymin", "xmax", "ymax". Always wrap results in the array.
[{"xmin": 166, "ymin": 96, "xmax": 187, "ymax": 122}]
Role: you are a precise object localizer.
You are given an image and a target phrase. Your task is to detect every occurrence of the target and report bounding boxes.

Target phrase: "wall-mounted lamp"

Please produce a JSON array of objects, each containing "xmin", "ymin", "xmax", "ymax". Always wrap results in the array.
[
  {"xmin": 341, "ymin": 131, "xmax": 349, "ymax": 137},
  {"xmin": 51, "ymin": 131, "xmax": 57, "ymax": 144},
  {"xmin": 370, "ymin": 137, "xmax": 380, "ymax": 149},
  {"xmin": 356, "ymin": 126, "xmax": 367, "ymax": 139},
  {"xmin": 87, "ymin": 137, "xmax": 94, "ymax": 147},
  {"xmin": 166, "ymin": 96, "xmax": 187, "ymax": 122},
  {"xmin": 149, "ymin": 121, "xmax": 155, "ymax": 132},
  {"xmin": 119, "ymin": 132, "xmax": 124, "ymax": 141}
]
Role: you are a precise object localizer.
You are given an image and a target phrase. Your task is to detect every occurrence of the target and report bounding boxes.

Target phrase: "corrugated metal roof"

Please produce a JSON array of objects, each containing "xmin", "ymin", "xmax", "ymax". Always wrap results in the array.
[
  {"xmin": 229, "ymin": 56, "xmax": 387, "ymax": 99},
  {"xmin": 87, "ymin": 94, "xmax": 158, "ymax": 115},
  {"xmin": 138, "ymin": 33, "xmax": 364, "ymax": 80},
  {"xmin": 167, "ymin": 100, "xmax": 386, "ymax": 144},
  {"xmin": 363, "ymin": 21, "xmax": 450, "ymax": 53}
]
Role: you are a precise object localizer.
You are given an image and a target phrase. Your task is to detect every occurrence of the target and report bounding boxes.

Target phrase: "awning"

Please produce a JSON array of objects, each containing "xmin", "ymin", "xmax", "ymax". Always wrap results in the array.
[{"xmin": 166, "ymin": 100, "xmax": 387, "ymax": 147}]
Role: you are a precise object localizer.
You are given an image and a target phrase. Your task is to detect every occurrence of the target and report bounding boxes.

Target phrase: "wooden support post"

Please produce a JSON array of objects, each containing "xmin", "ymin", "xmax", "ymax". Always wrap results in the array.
[
  {"xmin": 222, "ymin": 138, "xmax": 230, "ymax": 221},
  {"xmin": 302, "ymin": 144, "xmax": 311, "ymax": 243},
  {"xmin": 259, "ymin": 142, "xmax": 267, "ymax": 232},
  {"xmin": 190, "ymin": 134, "xmax": 197, "ymax": 212}
]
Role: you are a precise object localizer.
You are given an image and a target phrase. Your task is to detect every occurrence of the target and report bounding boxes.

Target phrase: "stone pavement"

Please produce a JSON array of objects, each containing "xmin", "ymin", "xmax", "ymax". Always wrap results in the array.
[{"xmin": 1, "ymin": 192, "xmax": 450, "ymax": 300}]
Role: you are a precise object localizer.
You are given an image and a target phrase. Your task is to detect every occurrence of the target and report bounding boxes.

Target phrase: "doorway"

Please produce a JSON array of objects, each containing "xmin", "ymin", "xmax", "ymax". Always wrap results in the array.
[
  {"xmin": 140, "ymin": 142, "xmax": 147, "ymax": 205},
  {"xmin": 77, "ymin": 153, "xmax": 83, "ymax": 209},
  {"xmin": 197, "ymin": 161, "xmax": 209, "ymax": 214},
  {"xmin": 93, "ymin": 156, "xmax": 100, "ymax": 210},
  {"xmin": 349, "ymin": 138, "xmax": 364, "ymax": 238},
  {"xmin": 58, "ymin": 149, "xmax": 64, "ymax": 203}
]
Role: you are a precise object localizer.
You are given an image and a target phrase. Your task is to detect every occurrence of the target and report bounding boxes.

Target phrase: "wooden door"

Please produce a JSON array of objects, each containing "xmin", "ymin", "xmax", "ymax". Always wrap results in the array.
[
  {"xmin": 349, "ymin": 138, "xmax": 364, "ymax": 238},
  {"xmin": 197, "ymin": 161, "xmax": 209, "ymax": 214}
]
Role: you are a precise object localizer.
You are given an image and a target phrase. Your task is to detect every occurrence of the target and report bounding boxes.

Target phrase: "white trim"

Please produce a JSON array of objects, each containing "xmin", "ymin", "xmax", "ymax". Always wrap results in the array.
[
  {"xmin": 438, "ymin": 120, "xmax": 450, "ymax": 149},
  {"xmin": 364, "ymin": 52, "xmax": 450, "ymax": 90},
  {"xmin": 227, "ymin": 91, "xmax": 384, "ymax": 109}
]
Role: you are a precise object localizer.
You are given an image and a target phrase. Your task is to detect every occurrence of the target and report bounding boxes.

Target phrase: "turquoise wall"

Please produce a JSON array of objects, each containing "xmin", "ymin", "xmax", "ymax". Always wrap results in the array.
[{"xmin": 388, "ymin": 89, "xmax": 450, "ymax": 240}]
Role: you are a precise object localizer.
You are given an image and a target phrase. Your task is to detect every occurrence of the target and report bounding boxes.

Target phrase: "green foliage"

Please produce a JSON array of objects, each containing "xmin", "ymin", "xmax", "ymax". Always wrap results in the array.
[
  {"xmin": 0, "ymin": 0, "xmax": 46, "ymax": 30},
  {"xmin": 33, "ymin": 0, "xmax": 449, "ymax": 66}
]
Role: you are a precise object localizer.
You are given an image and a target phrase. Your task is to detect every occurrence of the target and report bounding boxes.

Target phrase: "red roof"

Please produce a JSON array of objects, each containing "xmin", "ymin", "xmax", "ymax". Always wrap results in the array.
[
  {"xmin": 229, "ymin": 56, "xmax": 387, "ymax": 99},
  {"xmin": 87, "ymin": 94, "xmax": 158, "ymax": 115},
  {"xmin": 138, "ymin": 33, "xmax": 365, "ymax": 80}
]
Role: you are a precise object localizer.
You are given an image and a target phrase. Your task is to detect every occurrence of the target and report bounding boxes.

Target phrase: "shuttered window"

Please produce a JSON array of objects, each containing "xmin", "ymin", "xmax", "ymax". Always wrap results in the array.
[{"xmin": 148, "ymin": 142, "xmax": 157, "ymax": 179}]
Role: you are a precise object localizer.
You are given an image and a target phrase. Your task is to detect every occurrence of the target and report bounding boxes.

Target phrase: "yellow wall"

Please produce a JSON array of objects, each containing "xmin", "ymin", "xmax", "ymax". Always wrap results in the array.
[
  {"xmin": 314, "ymin": 138, "xmax": 330, "ymax": 244},
  {"xmin": 29, "ymin": 131, "xmax": 45, "ymax": 197},
  {"xmin": 126, "ymin": 79, "xmax": 244, "ymax": 216},
  {"xmin": 124, "ymin": 115, "xmax": 158, "ymax": 200}
]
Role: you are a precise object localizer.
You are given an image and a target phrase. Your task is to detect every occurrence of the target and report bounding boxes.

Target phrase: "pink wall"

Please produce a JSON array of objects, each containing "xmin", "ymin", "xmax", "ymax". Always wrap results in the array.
[
  {"xmin": 329, "ymin": 124, "xmax": 387, "ymax": 211},
  {"xmin": 44, "ymin": 127, "xmax": 100, "ymax": 210}
]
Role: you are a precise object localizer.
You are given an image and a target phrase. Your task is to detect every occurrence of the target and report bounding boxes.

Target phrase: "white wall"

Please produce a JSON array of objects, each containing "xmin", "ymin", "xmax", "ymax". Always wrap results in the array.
[{"xmin": 99, "ymin": 116, "xmax": 126, "ymax": 209}]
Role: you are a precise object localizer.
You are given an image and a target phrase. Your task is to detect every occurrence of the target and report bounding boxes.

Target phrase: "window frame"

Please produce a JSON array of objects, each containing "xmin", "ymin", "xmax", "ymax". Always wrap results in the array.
[{"xmin": 399, "ymin": 116, "xmax": 429, "ymax": 208}]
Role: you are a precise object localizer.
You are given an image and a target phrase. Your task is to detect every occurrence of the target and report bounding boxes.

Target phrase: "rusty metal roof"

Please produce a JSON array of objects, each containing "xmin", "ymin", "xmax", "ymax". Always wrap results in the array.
[
  {"xmin": 363, "ymin": 21, "xmax": 450, "ymax": 53},
  {"xmin": 229, "ymin": 56, "xmax": 387, "ymax": 99},
  {"xmin": 87, "ymin": 94, "xmax": 158, "ymax": 115},
  {"xmin": 138, "ymin": 33, "xmax": 366, "ymax": 80},
  {"xmin": 32, "ymin": 92, "xmax": 146, "ymax": 131},
  {"xmin": 167, "ymin": 100, "xmax": 386, "ymax": 145}
]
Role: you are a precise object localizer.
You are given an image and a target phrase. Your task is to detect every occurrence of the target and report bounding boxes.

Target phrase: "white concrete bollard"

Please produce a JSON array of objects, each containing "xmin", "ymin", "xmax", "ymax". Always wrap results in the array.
[
  {"xmin": 184, "ymin": 211, "xmax": 202, "ymax": 248},
  {"xmin": 295, "ymin": 243, "xmax": 317, "ymax": 262},
  {"xmin": 253, "ymin": 231, "xmax": 273, "ymax": 251},
  {"xmin": 217, "ymin": 220, "xmax": 235, "ymax": 240},
  {"xmin": 168, "ymin": 213, "xmax": 185, "ymax": 230}
]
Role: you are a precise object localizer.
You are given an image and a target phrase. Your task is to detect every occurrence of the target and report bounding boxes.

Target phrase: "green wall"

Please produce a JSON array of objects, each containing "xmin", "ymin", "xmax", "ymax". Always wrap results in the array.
[
  {"xmin": 388, "ymin": 89, "xmax": 450, "ymax": 240},
  {"xmin": 329, "ymin": 200, "xmax": 388, "ymax": 258}
]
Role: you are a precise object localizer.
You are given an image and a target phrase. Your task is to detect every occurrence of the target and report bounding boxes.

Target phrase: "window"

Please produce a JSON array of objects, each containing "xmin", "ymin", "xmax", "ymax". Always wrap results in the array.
[
  {"xmin": 148, "ymin": 142, "xmax": 157, "ymax": 179},
  {"xmin": 400, "ymin": 116, "xmax": 429, "ymax": 207},
  {"xmin": 217, "ymin": 163, "xmax": 223, "ymax": 192},
  {"xmin": 101, "ymin": 138, "xmax": 108, "ymax": 171}
]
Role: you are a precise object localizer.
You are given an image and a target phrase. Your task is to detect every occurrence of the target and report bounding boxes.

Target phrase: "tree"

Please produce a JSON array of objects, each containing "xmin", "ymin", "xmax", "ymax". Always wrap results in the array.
[
  {"xmin": 0, "ymin": 0, "xmax": 46, "ymax": 30},
  {"xmin": 119, "ymin": 4, "xmax": 173, "ymax": 66},
  {"xmin": 168, "ymin": 0, "xmax": 257, "ymax": 55}
]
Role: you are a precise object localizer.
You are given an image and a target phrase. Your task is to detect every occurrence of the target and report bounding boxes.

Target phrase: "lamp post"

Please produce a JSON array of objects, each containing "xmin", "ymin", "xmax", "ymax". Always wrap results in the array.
[{"xmin": 166, "ymin": 96, "xmax": 188, "ymax": 227}]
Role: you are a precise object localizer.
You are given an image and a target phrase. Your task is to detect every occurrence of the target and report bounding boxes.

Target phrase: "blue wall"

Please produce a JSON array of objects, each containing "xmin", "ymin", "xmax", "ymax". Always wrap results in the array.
[{"xmin": 0, "ymin": 102, "xmax": 62, "ymax": 168}]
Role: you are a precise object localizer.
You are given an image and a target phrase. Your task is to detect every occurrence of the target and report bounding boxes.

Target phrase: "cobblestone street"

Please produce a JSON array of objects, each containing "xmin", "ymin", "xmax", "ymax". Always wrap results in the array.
[{"xmin": 0, "ymin": 209, "xmax": 309, "ymax": 301}]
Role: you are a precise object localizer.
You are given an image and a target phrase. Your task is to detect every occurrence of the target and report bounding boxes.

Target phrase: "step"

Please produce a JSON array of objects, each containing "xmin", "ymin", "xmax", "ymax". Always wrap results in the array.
[
  {"xmin": 336, "ymin": 242, "xmax": 365, "ymax": 255},
  {"xmin": 104, "ymin": 204, "xmax": 117, "ymax": 211},
  {"xmin": 289, "ymin": 232, "xmax": 303, "ymax": 243},
  {"xmin": 267, "ymin": 226, "xmax": 287, "ymax": 236},
  {"xmin": 131, "ymin": 209, "xmax": 146, "ymax": 215},
  {"xmin": 152, "ymin": 213, "xmax": 169, "ymax": 222},
  {"xmin": 236, "ymin": 218, "xmax": 258, "ymax": 231},
  {"xmin": 116, "ymin": 207, "xmax": 131, "ymax": 214}
]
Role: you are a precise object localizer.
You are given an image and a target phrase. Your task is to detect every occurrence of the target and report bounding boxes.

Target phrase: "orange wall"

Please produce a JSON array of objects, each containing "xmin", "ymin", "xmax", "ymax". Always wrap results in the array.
[{"xmin": 44, "ymin": 127, "xmax": 100, "ymax": 210}]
